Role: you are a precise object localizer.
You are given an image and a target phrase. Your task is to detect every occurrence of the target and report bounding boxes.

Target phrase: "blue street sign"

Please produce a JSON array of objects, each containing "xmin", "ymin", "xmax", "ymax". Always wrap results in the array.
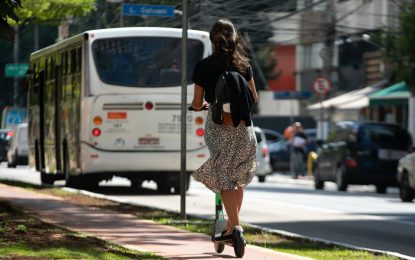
[
  {"xmin": 122, "ymin": 4, "xmax": 175, "ymax": 17},
  {"xmin": 273, "ymin": 91, "xmax": 312, "ymax": 100}
]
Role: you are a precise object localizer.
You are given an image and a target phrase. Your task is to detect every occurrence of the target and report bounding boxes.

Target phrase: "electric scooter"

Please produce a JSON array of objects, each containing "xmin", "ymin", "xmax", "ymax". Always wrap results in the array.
[{"xmin": 212, "ymin": 193, "xmax": 245, "ymax": 258}]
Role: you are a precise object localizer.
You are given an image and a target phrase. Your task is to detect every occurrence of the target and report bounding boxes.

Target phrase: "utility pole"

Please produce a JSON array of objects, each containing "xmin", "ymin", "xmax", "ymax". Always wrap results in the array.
[
  {"xmin": 323, "ymin": 0, "xmax": 335, "ymax": 79},
  {"xmin": 318, "ymin": 0, "xmax": 336, "ymax": 140},
  {"xmin": 13, "ymin": 25, "xmax": 19, "ymax": 107},
  {"xmin": 180, "ymin": 0, "xmax": 188, "ymax": 220}
]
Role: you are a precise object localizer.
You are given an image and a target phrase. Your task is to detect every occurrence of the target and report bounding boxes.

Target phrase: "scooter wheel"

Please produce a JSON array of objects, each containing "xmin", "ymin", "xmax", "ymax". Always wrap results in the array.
[
  {"xmin": 233, "ymin": 227, "xmax": 245, "ymax": 258},
  {"xmin": 214, "ymin": 241, "xmax": 225, "ymax": 253}
]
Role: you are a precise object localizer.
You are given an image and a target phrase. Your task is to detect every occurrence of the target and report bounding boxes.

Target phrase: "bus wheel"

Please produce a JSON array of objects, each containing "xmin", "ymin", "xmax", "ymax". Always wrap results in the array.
[
  {"xmin": 63, "ymin": 146, "xmax": 76, "ymax": 188},
  {"xmin": 40, "ymin": 171, "xmax": 55, "ymax": 185},
  {"xmin": 130, "ymin": 179, "xmax": 143, "ymax": 189},
  {"xmin": 83, "ymin": 176, "xmax": 100, "ymax": 189},
  {"xmin": 172, "ymin": 175, "xmax": 190, "ymax": 194},
  {"xmin": 157, "ymin": 181, "xmax": 172, "ymax": 194}
]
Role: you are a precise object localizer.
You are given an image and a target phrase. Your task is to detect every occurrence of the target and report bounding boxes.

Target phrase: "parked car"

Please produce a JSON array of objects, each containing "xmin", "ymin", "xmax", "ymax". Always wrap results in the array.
[
  {"xmin": 254, "ymin": 127, "xmax": 272, "ymax": 182},
  {"xmin": 397, "ymin": 151, "xmax": 415, "ymax": 202},
  {"xmin": 7, "ymin": 123, "xmax": 28, "ymax": 167},
  {"xmin": 269, "ymin": 128, "xmax": 317, "ymax": 172},
  {"xmin": 0, "ymin": 129, "xmax": 14, "ymax": 162},
  {"xmin": 314, "ymin": 121, "xmax": 412, "ymax": 193}
]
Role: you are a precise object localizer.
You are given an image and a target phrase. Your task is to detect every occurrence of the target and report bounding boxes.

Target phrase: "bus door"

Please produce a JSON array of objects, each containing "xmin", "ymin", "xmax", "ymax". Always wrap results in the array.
[
  {"xmin": 54, "ymin": 65, "xmax": 62, "ymax": 174},
  {"xmin": 38, "ymin": 71, "xmax": 46, "ymax": 171}
]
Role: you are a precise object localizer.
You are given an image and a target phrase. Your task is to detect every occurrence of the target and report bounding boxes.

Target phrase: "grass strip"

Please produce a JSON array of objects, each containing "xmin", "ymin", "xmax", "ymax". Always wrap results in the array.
[{"xmin": 0, "ymin": 198, "xmax": 163, "ymax": 259}]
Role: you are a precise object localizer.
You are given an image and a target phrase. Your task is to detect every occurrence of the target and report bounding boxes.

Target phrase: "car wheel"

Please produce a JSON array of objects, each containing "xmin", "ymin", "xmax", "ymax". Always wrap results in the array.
[
  {"xmin": 258, "ymin": 175, "xmax": 266, "ymax": 183},
  {"xmin": 399, "ymin": 174, "xmax": 415, "ymax": 202},
  {"xmin": 313, "ymin": 167, "xmax": 324, "ymax": 190},
  {"xmin": 336, "ymin": 166, "xmax": 348, "ymax": 192},
  {"xmin": 375, "ymin": 185, "xmax": 387, "ymax": 194},
  {"xmin": 7, "ymin": 156, "xmax": 16, "ymax": 168}
]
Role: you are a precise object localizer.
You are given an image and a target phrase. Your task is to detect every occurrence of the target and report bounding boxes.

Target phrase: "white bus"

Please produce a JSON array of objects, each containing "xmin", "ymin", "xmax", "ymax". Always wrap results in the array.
[{"xmin": 27, "ymin": 27, "xmax": 211, "ymax": 193}]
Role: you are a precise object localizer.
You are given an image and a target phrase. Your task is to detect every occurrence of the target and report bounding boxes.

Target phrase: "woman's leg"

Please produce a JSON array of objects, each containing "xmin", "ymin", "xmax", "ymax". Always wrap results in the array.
[
  {"xmin": 236, "ymin": 184, "xmax": 244, "ymax": 214},
  {"xmin": 221, "ymin": 185, "xmax": 244, "ymax": 234}
]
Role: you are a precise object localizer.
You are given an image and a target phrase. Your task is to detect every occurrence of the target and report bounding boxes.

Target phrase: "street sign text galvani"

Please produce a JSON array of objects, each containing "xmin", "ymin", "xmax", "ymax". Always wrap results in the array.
[{"xmin": 122, "ymin": 4, "xmax": 175, "ymax": 17}]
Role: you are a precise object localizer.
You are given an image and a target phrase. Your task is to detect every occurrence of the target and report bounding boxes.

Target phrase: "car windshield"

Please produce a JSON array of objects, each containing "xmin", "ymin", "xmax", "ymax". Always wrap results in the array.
[
  {"xmin": 92, "ymin": 37, "xmax": 204, "ymax": 87},
  {"xmin": 262, "ymin": 129, "xmax": 283, "ymax": 143},
  {"xmin": 358, "ymin": 124, "xmax": 411, "ymax": 150}
]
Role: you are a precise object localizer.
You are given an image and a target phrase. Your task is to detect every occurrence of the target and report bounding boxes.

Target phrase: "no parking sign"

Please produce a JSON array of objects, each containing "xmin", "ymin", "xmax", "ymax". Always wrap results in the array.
[{"xmin": 313, "ymin": 76, "xmax": 331, "ymax": 95}]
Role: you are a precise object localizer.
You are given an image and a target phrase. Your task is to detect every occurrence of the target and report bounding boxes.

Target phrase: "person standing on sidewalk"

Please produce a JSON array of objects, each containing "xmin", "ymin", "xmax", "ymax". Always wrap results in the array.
[
  {"xmin": 291, "ymin": 122, "xmax": 308, "ymax": 179},
  {"xmin": 190, "ymin": 18, "xmax": 259, "ymax": 240}
]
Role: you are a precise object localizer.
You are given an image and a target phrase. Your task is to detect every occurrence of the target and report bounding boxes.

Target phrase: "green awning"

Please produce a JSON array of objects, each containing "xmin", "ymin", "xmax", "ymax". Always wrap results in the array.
[{"xmin": 369, "ymin": 81, "xmax": 410, "ymax": 106}]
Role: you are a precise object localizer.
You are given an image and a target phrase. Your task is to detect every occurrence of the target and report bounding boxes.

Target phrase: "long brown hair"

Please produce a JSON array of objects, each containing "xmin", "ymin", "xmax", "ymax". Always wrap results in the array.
[{"xmin": 209, "ymin": 19, "xmax": 249, "ymax": 72}]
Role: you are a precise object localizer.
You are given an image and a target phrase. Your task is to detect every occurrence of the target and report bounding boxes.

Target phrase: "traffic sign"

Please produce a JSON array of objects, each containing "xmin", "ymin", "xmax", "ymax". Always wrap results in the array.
[
  {"xmin": 313, "ymin": 76, "xmax": 331, "ymax": 95},
  {"xmin": 273, "ymin": 91, "xmax": 312, "ymax": 100},
  {"xmin": 122, "ymin": 4, "xmax": 175, "ymax": 17},
  {"xmin": 5, "ymin": 63, "xmax": 29, "ymax": 77}
]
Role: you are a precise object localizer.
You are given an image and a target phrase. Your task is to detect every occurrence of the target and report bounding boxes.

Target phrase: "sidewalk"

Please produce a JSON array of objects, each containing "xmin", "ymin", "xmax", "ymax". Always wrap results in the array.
[{"xmin": 0, "ymin": 183, "xmax": 310, "ymax": 260}]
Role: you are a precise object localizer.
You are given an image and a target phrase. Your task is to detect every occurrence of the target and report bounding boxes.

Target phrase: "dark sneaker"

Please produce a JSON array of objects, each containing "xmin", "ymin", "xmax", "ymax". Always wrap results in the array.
[{"xmin": 232, "ymin": 226, "xmax": 245, "ymax": 258}]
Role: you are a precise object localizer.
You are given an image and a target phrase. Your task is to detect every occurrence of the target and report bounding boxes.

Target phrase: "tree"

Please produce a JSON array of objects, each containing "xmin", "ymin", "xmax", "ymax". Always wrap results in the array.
[
  {"xmin": 0, "ymin": 0, "xmax": 21, "ymax": 41},
  {"xmin": 0, "ymin": 0, "xmax": 95, "ymax": 107},
  {"xmin": 16, "ymin": 0, "xmax": 95, "ymax": 23},
  {"xmin": 382, "ymin": 2, "xmax": 415, "ymax": 93}
]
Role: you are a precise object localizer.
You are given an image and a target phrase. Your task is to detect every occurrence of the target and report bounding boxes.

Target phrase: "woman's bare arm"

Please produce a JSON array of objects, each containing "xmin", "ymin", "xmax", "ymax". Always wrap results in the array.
[
  {"xmin": 191, "ymin": 84, "xmax": 208, "ymax": 109},
  {"xmin": 248, "ymin": 78, "xmax": 259, "ymax": 103}
]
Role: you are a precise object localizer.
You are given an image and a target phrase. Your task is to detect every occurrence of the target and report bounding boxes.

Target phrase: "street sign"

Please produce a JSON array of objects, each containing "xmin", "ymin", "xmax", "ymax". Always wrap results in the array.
[
  {"xmin": 273, "ymin": 91, "xmax": 312, "ymax": 100},
  {"xmin": 5, "ymin": 63, "xmax": 29, "ymax": 77},
  {"xmin": 313, "ymin": 76, "xmax": 331, "ymax": 95},
  {"xmin": 122, "ymin": 4, "xmax": 175, "ymax": 17}
]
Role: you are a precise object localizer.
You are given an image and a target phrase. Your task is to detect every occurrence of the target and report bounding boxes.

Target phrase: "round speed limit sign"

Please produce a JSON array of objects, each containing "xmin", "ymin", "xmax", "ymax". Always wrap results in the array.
[{"xmin": 313, "ymin": 77, "xmax": 331, "ymax": 95}]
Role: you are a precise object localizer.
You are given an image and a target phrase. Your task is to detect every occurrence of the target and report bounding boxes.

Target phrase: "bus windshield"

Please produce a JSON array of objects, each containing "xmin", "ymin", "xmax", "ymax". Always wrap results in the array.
[{"xmin": 92, "ymin": 37, "xmax": 204, "ymax": 87}]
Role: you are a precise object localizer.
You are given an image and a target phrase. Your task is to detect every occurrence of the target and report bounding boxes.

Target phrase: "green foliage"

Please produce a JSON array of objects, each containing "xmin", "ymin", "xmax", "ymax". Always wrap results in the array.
[
  {"xmin": 381, "ymin": 2, "xmax": 415, "ymax": 93},
  {"xmin": 0, "ymin": 0, "xmax": 22, "ymax": 41},
  {"xmin": 16, "ymin": 224, "xmax": 27, "ymax": 233},
  {"xmin": 16, "ymin": 0, "xmax": 96, "ymax": 24},
  {"xmin": 256, "ymin": 48, "xmax": 281, "ymax": 81}
]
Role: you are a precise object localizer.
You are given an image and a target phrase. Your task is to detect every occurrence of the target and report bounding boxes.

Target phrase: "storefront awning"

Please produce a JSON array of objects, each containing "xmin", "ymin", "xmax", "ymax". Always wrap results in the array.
[
  {"xmin": 369, "ymin": 81, "xmax": 411, "ymax": 106},
  {"xmin": 307, "ymin": 80, "xmax": 387, "ymax": 111}
]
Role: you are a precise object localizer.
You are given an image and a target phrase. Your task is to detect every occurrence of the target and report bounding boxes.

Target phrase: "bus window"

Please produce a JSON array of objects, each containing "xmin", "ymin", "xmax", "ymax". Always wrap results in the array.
[
  {"xmin": 92, "ymin": 37, "xmax": 204, "ymax": 87},
  {"xmin": 71, "ymin": 49, "xmax": 76, "ymax": 74}
]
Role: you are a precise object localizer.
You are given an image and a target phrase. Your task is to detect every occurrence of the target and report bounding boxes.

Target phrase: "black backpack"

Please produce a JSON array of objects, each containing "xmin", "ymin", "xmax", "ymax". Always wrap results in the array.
[{"xmin": 211, "ymin": 71, "xmax": 253, "ymax": 126}]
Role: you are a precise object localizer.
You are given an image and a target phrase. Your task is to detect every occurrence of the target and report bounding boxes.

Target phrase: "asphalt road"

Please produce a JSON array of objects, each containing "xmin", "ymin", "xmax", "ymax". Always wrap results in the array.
[{"xmin": 1, "ymin": 163, "xmax": 414, "ymax": 258}]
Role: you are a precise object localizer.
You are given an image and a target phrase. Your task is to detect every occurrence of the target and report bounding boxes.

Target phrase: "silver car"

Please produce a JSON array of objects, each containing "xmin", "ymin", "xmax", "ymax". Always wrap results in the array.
[
  {"xmin": 7, "ymin": 123, "xmax": 28, "ymax": 167},
  {"xmin": 397, "ymin": 151, "xmax": 415, "ymax": 202},
  {"xmin": 254, "ymin": 127, "xmax": 272, "ymax": 182}
]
